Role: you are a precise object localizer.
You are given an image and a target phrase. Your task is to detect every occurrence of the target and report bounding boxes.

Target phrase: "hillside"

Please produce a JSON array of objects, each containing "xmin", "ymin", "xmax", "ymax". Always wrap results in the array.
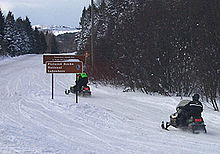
[
  {"xmin": 0, "ymin": 55, "xmax": 220, "ymax": 153},
  {"xmin": 33, "ymin": 25, "xmax": 80, "ymax": 36}
]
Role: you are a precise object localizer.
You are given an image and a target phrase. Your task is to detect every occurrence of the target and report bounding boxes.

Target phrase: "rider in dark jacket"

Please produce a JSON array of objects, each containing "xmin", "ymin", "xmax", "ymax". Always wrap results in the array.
[
  {"xmin": 177, "ymin": 94, "xmax": 203, "ymax": 126},
  {"xmin": 77, "ymin": 72, "xmax": 88, "ymax": 91},
  {"xmin": 184, "ymin": 94, "xmax": 203, "ymax": 117},
  {"xmin": 73, "ymin": 72, "xmax": 88, "ymax": 93}
]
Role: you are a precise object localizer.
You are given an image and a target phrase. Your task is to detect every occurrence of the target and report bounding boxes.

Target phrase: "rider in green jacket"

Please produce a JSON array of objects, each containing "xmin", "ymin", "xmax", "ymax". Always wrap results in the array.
[{"xmin": 76, "ymin": 72, "xmax": 88, "ymax": 92}]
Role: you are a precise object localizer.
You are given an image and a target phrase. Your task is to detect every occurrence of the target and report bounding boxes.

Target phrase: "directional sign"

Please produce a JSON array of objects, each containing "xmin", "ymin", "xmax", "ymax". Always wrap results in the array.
[
  {"xmin": 46, "ymin": 61, "xmax": 83, "ymax": 73},
  {"xmin": 43, "ymin": 54, "xmax": 85, "ymax": 64}
]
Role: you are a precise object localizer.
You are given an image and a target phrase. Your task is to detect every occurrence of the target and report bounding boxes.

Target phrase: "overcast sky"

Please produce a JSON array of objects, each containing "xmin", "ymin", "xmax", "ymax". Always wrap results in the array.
[{"xmin": 0, "ymin": 0, "xmax": 91, "ymax": 27}]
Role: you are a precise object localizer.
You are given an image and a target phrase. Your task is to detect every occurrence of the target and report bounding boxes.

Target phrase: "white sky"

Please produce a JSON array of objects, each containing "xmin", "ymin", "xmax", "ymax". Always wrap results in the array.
[{"xmin": 0, "ymin": 0, "xmax": 91, "ymax": 27}]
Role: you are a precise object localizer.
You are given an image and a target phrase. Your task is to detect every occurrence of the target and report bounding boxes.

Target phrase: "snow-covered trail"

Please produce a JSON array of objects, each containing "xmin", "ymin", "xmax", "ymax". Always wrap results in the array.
[{"xmin": 0, "ymin": 55, "xmax": 220, "ymax": 154}]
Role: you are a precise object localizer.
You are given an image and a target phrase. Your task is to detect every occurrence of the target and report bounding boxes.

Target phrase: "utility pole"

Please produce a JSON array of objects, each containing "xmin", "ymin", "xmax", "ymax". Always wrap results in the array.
[{"xmin": 91, "ymin": 0, "xmax": 94, "ymax": 68}]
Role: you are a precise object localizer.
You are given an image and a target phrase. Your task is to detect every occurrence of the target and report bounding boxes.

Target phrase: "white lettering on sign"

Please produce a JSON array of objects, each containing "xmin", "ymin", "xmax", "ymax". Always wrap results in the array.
[
  {"xmin": 48, "ymin": 66, "xmax": 63, "ymax": 69},
  {"xmin": 63, "ymin": 63, "xmax": 74, "ymax": 66},
  {"xmin": 48, "ymin": 70, "xmax": 66, "ymax": 73},
  {"xmin": 48, "ymin": 63, "xmax": 62, "ymax": 66},
  {"xmin": 46, "ymin": 61, "xmax": 83, "ymax": 74}
]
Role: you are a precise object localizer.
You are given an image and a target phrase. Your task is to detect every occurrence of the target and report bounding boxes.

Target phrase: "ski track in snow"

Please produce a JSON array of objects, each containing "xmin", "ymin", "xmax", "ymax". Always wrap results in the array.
[{"xmin": 0, "ymin": 54, "xmax": 220, "ymax": 154}]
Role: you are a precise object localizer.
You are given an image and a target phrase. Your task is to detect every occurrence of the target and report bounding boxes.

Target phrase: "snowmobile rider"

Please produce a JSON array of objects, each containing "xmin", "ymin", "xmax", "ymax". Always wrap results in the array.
[
  {"xmin": 76, "ymin": 72, "xmax": 88, "ymax": 92},
  {"xmin": 177, "ymin": 94, "xmax": 203, "ymax": 126},
  {"xmin": 184, "ymin": 94, "xmax": 203, "ymax": 117}
]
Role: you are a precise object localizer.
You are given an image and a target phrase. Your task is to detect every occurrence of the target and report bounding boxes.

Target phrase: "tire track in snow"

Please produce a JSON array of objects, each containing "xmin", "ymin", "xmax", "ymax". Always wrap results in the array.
[{"xmin": 19, "ymin": 100, "xmax": 125, "ymax": 152}]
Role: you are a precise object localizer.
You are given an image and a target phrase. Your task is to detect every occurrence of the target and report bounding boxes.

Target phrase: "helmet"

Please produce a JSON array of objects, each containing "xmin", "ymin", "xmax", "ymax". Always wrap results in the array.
[
  {"xmin": 81, "ymin": 72, "xmax": 88, "ymax": 78},
  {"xmin": 192, "ymin": 94, "xmax": 200, "ymax": 101}
]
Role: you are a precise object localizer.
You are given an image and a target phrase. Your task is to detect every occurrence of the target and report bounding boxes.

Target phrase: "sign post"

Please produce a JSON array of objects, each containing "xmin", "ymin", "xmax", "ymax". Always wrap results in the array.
[
  {"xmin": 46, "ymin": 61, "xmax": 83, "ymax": 101},
  {"xmin": 75, "ymin": 74, "xmax": 78, "ymax": 103},
  {"xmin": 43, "ymin": 54, "xmax": 84, "ymax": 103},
  {"xmin": 46, "ymin": 61, "xmax": 83, "ymax": 74},
  {"xmin": 52, "ymin": 73, "xmax": 54, "ymax": 99}
]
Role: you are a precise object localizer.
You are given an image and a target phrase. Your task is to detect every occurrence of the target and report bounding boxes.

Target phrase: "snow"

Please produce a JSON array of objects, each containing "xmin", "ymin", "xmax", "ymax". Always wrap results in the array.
[
  {"xmin": 33, "ymin": 25, "xmax": 80, "ymax": 36},
  {"xmin": 0, "ymin": 54, "xmax": 220, "ymax": 153},
  {"xmin": 52, "ymin": 30, "xmax": 80, "ymax": 36}
]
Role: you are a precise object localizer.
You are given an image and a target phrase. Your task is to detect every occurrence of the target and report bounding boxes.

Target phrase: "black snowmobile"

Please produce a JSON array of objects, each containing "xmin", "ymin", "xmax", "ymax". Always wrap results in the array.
[
  {"xmin": 161, "ymin": 100, "xmax": 207, "ymax": 134},
  {"xmin": 65, "ymin": 85, "xmax": 91, "ymax": 97}
]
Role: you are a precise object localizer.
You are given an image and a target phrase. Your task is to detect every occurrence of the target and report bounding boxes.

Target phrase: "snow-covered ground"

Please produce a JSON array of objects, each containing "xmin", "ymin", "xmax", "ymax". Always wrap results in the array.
[
  {"xmin": 0, "ymin": 55, "xmax": 220, "ymax": 154},
  {"xmin": 33, "ymin": 25, "xmax": 80, "ymax": 36}
]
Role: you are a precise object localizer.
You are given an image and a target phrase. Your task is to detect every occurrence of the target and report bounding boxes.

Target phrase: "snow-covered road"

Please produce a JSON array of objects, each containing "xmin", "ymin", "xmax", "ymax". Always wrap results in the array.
[{"xmin": 0, "ymin": 55, "xmax": 219, "ymax": 153}]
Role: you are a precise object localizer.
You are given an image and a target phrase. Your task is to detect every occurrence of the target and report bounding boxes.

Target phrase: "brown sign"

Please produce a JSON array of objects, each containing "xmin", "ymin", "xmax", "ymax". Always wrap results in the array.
[
  {"xmin": 46, "ymin": 61, "xmax": 83, "ymax": 73},
  {"xmin": 43, "ymin": 55, "xmax": 85, "ymax": 64}
]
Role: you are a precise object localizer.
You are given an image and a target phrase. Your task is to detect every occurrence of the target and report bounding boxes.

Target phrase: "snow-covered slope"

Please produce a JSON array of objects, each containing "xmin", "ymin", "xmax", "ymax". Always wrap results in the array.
[
  {"xmin": 33, "ymin": 25, "xmax": 80, "ymax": 36},
  {"xmin": 0, "ymin": 55, "xmax": 220, "ymax": 153}
]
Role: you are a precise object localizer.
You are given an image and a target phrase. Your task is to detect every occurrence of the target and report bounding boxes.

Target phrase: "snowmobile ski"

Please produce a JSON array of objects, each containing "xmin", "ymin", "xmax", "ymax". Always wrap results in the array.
[
  {"xmin": 161, "ymin": 121, "xmax": 169, "ymax": 131},
  {"xmin": 65, "ymin": 89, "xmax": 70, "ymax": 95}
]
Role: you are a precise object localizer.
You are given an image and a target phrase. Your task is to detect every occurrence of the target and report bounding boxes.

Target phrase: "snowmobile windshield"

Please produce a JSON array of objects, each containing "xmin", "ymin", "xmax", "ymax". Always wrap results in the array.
[{"xmin": 176, "ymin": 100, "xmax": 191, "ymax": 111}]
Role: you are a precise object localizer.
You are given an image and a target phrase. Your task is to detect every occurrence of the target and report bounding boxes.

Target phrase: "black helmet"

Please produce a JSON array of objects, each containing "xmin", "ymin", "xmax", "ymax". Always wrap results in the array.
[{"xmin": 192, "ymin": 94, "xmax": 200, "ymax": 101}]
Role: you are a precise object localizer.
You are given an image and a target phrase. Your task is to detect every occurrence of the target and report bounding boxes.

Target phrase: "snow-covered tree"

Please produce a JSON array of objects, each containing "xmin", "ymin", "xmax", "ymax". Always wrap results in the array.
[
  {"xmin": 78, "ymin": 0, "xmax": 219, "ymax": 110},
  {"xmin": 0, "ymin": 10, "xmax": 48, "ymax": 57},
  {"xmin": 33, "ymin": 27, "xmax": 47, "ymax": 54},
  {"xmin": 76, "ymin": 6, "xmax": 92, "ymax": 53},
  {"xmin": 16, "ymin": 17, "xmax": 32, "ymax": 54},
  {"xmin": 23, "ymin": 17, "xmax": 35, "ymax": 53},
  {"xmin": 3, "ymin": 11, "xmax": 22, "ymax": 57},
  {"xmin": 0, "ymin": 9, "xmax": 5, "ymax": 55}
]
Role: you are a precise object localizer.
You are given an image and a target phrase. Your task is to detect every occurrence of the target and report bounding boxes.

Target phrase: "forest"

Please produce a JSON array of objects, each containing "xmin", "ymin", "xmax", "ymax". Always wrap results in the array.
[
  {"xmin": 0, "ymin": 10, "xmax": 58, "ymax": 57},
  {"xmin": 77, "ymin": 0, "xmax": 219, "ymax": 111}
]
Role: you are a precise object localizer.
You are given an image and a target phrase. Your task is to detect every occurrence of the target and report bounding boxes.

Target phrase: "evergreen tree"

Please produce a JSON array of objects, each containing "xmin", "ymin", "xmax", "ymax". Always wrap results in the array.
[
  {"xmin": 23, "ymin": 17, "xmax": 34, "ymax": 53},
  {"xmin": 33, "ymin": 27, "xmax": 47, "ymax": 54},
  {"xmin": 76, "ymin": 6, "xmax": 92, "ymax": 53},
  {"xmin": 0, "ymin": 10, "xmax": 47, "ymax": 56},
  {"xmin": 0, "ymin": 9, "xmax": 5, "ymax": 55},
  {"xmin": 44, "ymin": 32, "xmax": 58, "ymax": 54},
  {"xmin": 96, "ymin": 1, "xmax": 108, "ymax": 39},
  {"xmin": 50, "ymin": 35, "xmax": 59, "ymax": 54},
  {"xmin": 0, "ymin": 9, "xmax": 4, "ymax": 35},
  {"xmin": 38, "ymin": 32, "xmax": 47, "ymax": 54},
  {"xmin": 78, "ymin": 0, "xmax": 219, "ymax": 110},
  {"xmin": 3, "ymin": 11, "xmax": 21, "ymax": 56},
  {"xmin": 16, "ymin": 17, "xmax": 32, "ymax": 54}
]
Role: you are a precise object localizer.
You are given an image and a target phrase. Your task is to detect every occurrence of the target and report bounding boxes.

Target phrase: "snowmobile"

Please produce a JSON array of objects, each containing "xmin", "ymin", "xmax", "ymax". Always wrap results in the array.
[
  {"xmin": 78, "ymin": 85, "xmax": 92, "ymax": 96},
  {"xmin": 161, "ymin": 100, "xmax": 207, "ymax": 134},
  {"xmin": 65, "ymin": 85, "xmax": 91, "ymax": 97}
]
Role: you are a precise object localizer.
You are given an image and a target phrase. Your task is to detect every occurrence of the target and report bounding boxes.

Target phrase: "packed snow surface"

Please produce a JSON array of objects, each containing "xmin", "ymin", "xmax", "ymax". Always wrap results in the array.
[{"xmin": 0, "ymin": 55, "xmax": 220, "ymax": 153}]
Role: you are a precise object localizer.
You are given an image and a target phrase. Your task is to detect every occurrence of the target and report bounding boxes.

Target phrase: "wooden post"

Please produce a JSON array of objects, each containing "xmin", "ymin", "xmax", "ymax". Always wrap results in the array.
[
  {"xmin": 76, "ymin": 73, "xmax": 78, "ymax": 103},
  {"xmin": 91, "ymin": 0, "xmax": 94, "ymax": 68},
  {"xmin": 52, "ymin": 73, "xmax": 54, "ymax": 99}
]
